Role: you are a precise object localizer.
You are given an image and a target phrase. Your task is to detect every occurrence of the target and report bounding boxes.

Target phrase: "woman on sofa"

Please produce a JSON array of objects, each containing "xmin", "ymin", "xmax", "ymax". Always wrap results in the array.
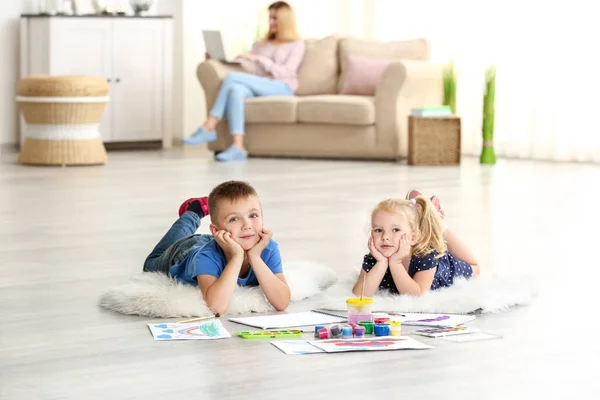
[{"xmin": 184, "ymin": 1, "xmax": 306, "ymax": 162}]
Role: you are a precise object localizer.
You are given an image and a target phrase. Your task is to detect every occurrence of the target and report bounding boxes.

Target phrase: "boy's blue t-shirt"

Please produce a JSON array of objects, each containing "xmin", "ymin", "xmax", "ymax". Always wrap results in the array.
[{"xmin": 169, "ymin": 238, "xmax": 283, "ymax": 286}]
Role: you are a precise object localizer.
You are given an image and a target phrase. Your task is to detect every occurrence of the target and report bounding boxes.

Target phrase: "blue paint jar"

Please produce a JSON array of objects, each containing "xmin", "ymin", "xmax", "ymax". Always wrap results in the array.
[
  {"xmin": 342, "ymin": 326, "xmax": 353, "ymax": 339},
  {"xmin": 374, "ymin": 324, "xmax": 390, "ymax": 337},
  {"xmin": 314, "ymin": 325, "xmax": 325, "ymax": 338}
]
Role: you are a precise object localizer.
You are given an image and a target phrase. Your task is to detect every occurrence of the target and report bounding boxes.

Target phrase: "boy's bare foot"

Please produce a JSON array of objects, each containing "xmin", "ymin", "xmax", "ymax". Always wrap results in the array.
[{"xmin": 179, "ymin": 196, "xmax": 209, "ymax": 218}]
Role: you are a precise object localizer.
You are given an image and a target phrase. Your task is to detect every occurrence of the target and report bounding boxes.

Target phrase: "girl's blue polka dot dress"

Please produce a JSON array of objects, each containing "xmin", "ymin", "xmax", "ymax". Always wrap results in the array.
[{"xmin": 362, "ymin": 250, "xmax": 473, "ymax": 293}]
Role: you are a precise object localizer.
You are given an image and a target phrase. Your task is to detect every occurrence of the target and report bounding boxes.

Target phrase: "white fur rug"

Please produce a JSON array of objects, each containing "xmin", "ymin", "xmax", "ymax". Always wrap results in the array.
[
  {"xmin": 98, "ymin": 261, "xmax": 338, "ymax": 318},
  {"xmin": 99, "ymin": 262, "xmax": 536, "ymax": 318},
  {"xmin": 314, "ymin": 272, "xmax": 537, "ymax": 315}
]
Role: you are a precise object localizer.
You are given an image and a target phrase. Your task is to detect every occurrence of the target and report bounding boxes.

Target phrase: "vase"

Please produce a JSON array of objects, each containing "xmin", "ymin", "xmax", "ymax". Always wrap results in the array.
[
  {"xmin": 443, "ymin": 63, "xmax": 457, "ymax": 114},
  {"xmin": 480, "ymin": 66, "xmax": 496, "ymax": 164},
  {"xmin": 129, "ymin": 0, "xmax": 154, "ymax": 15}
]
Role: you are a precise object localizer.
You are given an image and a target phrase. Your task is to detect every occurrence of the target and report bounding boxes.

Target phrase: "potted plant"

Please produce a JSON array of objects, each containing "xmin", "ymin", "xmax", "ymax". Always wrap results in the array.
[
  {"xmin": 443, "ymin": 62, "xmax": 457, "ymax": 114},
  {"xmin": 480, "ymin": 65, "xmax": 496, "ymax": 164}
]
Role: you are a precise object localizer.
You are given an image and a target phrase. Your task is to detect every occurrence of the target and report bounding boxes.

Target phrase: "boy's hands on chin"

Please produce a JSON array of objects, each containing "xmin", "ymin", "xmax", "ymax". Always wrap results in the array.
[
  {"xmin": 247, "ymin": 228, "xmax": 273, "ymax": 259},
  {"xmin": 214, "ymin": 230, "xmax": 244, "ymax": 261}
]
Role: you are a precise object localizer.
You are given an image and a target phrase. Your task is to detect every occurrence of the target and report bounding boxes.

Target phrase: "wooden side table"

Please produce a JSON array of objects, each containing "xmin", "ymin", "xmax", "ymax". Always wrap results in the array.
[{"xmin": 408, "ymin": 116, "xmax": 461, "ymax": 165}]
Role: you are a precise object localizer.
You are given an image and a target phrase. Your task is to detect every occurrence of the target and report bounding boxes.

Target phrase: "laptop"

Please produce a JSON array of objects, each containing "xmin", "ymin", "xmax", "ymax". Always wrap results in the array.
[{"xmin": 202, "ymin": 30, "xmax": 242, "ymax": 64}]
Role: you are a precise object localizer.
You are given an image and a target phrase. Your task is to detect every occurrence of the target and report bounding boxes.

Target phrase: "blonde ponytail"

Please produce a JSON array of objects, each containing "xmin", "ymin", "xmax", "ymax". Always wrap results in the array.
[{"xmin": 411, "ymin": 196, "xmax": 447, "ymax": 258}]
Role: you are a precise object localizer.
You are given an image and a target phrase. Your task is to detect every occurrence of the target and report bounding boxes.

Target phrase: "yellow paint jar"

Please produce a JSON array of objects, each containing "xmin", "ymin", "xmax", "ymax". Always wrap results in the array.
[{"xmin": 390, "ymin": 320, "xmax": 402, "ymax": 336}]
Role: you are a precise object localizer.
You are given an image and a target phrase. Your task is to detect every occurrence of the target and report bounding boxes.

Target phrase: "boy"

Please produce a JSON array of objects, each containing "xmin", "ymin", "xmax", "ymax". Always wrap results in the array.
[{"xmin": 143, "ymin": 180, "xmax": 290, "ymax": 315}]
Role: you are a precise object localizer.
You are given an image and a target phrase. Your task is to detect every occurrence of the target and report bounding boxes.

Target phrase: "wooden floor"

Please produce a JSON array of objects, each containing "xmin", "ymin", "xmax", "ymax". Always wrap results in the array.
[{"xmin": 1, "ymin": 147, "xmax": 599, "ymax": 399}]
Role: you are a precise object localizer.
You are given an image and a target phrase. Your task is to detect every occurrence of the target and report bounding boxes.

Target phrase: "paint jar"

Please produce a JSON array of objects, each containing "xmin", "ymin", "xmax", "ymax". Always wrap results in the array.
[
  {"xmin": 348, "ymin": 323, "xmax": 358, "ymax": 334},
  {"xmin": 342, "ymin": 326, "xmax": 353, "ymax": 339},
  {"xmin": 354, "ymin": 326, "xmax": 365, "ymax": 338},
  {"xmin": 317, "ymin": 328, "xmax": 329, "ymax": 339},
  {"xmin": 390, "ymin": 320, "xmax": 402, "ymax": 336},
  {"xmin": 358, "ymin": 320, "xmax": 374, "ymax": 335},
  {"xmin": 314, "ymin": 325, "xmax": 325, "ymax": 338},
  {"xmin": 329, "ymin": 324, "xmax": 342, "ymax": 338},
  {"xmin": 346, "ymin": 297, "xmax": 374, "ymax": 324},
  {"xmin": 374, "ymin": 317, "xmax": 390, "ymax": 325},
  {"xmin": 374, "ymin": 324, "xmax": 390, "ymax": 337}
]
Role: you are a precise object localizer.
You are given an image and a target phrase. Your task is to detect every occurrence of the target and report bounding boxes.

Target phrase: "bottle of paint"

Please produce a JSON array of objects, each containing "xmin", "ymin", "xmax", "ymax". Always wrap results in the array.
[
  {"xmin": 354, "ymin": 326, "xmax": 365, "ymax": 338},
  {"xmin": 345, "ymin": 297, "xmax": 374, "ymax": 324},
  {"xmin": 342, "ymin": 326, "xmax": 353, "ymax": 339},
  {"xmin": 317, "ymin": 328, "xmax": 329, "ymax": 339},
  {"xmin": 329, "ymin": 324, "xmax": 342, "ymax": 338},
  {"xmin": 390, "ymin": 320, "xmax": 402, "ymax": 336},
  {"xmin": 358, "ymin": 320, "xmax": 374, "ymax": 335},
  {"xmin": 314, "ymin": 325, "xmax": 325, "ymax": 338},
  {"xmin": 373, "ymin": 317, "xmax": 390, "ymax": 325},
  {"xmin": 374, "ymin": 324, "xmax": 391, "ymax": 337}
]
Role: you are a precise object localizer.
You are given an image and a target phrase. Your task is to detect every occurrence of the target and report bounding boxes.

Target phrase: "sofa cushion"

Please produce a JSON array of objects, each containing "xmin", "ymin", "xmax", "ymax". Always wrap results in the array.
[
  {"xmin": 295, "ymin": 35, "xmax": 339, "ymax": 96},
  {"xmin": 245, "ymin": 96, "xmax": 297, "ymax": 123},
  {"xmin": 297, "ymin": 95, "xmax": 375, "ymax": 126},
  {"xmin": 341, "ymin": 55, "xmax": 396, "ymax": 96},
  {"xmin": 337, "ymin": 37, "xmax": 430, "ymax": 93}
]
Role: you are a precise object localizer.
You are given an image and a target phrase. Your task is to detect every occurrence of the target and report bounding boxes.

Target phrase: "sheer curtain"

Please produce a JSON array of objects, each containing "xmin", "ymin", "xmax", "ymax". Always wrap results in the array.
[{"xmin": 372, "ymin": 0, "xmax": 600, "ymax": 163}]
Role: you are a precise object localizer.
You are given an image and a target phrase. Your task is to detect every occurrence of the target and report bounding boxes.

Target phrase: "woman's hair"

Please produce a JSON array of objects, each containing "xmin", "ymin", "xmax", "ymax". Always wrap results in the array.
[
  {"xmin": 265, "ymin": 1, "xmax": 301, "ymax": 42},
  {"xmin": 371, "ymin": 196, "xmax": 447, "ymax": 258}
]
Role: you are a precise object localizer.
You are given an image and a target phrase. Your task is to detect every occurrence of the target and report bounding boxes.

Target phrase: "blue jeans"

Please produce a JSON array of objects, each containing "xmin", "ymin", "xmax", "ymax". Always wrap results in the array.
[
  {"xmin": 210, "ymin": 72, "xmax": 294, "ymax": 135},
  {"xmin": 143, "ymin": 212, "xmax": 213, "ymax": 275}
]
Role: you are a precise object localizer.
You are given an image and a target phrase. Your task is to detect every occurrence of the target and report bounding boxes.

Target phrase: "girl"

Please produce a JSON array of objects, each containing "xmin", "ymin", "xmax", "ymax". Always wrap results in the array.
[
  {"xmin": 183, "ymin": 1, "xmax": 306, "ymax": 162},
  {"xmin": 352, "ymin": 190, "xmax": 480, "ymax": 297}
]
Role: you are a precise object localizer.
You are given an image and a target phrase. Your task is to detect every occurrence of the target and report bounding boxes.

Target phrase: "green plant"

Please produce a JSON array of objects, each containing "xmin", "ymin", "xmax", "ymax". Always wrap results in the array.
[
  {"xmin": 480, "ymin": 65, "xmax": 496, "ymax": 164},
  {"xmin": 443, "ymin": 62, "xmax": 457, "ymax": 114}
]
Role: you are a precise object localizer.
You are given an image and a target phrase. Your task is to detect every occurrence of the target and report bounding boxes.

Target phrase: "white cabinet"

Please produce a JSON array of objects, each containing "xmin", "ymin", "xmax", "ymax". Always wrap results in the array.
[{"xmin": 20, "ymin": 16, "xmax": 173, "ymax": 148}]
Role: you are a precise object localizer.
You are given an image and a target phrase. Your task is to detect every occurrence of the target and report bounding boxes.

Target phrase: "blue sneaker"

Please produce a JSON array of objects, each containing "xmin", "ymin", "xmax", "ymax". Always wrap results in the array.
[
  {"xmin": 183, "ymin": 127, "xmax": 217, "ymax": 145},
  {"xmin": 215, "ymin": 144, "xmax": 248, "ymax": 162}
]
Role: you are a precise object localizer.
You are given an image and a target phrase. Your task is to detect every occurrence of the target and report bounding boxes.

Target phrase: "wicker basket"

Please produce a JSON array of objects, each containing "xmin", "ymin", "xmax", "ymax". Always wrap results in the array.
[
  {"xmin": 16, "ymin": 75, "xmax": 110, "ymax": 166},
  {"xmin": 408, "ymin": 116, "xmax": 461, "ymax": 166}
]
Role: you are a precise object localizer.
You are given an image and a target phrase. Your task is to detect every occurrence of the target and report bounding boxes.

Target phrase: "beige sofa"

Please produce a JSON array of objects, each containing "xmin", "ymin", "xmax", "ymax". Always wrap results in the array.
[{"xmin": 196, "ymin": 36, "xmax": 444, "ymax": 160}]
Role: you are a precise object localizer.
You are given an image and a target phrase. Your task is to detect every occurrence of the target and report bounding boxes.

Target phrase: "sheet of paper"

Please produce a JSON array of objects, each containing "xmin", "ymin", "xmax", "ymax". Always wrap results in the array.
[
  {"xmin": 270, "ymin": 340, "xmax": 326, "ymax": 355},
  {"xmin": 308, "ymin": 336, "xmax": 432, "ymax": 353},
  {"xmin": 386, "ymin": 312, "xmax": 476, "ymax": 327},
  {"xmin": 413, "ymin": 326, "xmax": 480, "ymax": 338},
  {"xmin": 441, "ymin": 332, "xmax": 502, "ymax": 342},
  {"xmin": 229, "ymin": 311, "xmax": 346, "ymax": 329},
  {"xmin": 148, "ymin": 319, "xmax": 231, "ymax": 341}
]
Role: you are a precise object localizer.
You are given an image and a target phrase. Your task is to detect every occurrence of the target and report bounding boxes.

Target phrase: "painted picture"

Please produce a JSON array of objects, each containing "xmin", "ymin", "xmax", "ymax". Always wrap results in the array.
[
  {"xmin": 393, "ymin": 313, "xmax": 476, "ymax": 327},
  {"xmin": 308, "ymin": 336, "xmax": 431, "ymax": 353},
  {"xmin": 148, "ymin": 320, "xmax": 231, "ymax": 341}
]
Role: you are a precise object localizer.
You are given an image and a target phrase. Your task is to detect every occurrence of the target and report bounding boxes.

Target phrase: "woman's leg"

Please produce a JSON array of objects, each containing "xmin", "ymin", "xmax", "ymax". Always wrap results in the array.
[
  {"xmin": 184, "ymin": 72, "xmax": 248, "ymax": 145},
  {"xmin": 214, "ymin": 74, "xmax": 294, "ymax": 161}
]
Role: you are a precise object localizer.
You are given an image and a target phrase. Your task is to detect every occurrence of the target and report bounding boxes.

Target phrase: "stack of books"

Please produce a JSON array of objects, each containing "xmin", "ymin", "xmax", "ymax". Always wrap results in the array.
[{"xmin": 410, "ymin": 106, "xmax": 453, "ymax": 117}]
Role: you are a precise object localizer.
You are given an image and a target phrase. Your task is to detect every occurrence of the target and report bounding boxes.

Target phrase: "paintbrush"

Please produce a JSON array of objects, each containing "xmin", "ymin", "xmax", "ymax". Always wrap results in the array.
[
  {"xmin": 360, "ymin": 275, "xmax": 366, "ymax": 301},
  {"xmin": 177, "ymin": 314, "xmax": 218, "ymax": 324}
]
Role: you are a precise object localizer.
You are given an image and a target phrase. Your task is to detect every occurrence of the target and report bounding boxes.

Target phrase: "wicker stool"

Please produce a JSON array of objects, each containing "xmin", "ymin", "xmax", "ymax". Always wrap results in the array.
[
  {"xmin": 16, "ymin": 75, "xmax": 109, "ymax": 166},
  {"xmin": 408, "ymin": 115, "xmax": 461, "ymax": 166}
]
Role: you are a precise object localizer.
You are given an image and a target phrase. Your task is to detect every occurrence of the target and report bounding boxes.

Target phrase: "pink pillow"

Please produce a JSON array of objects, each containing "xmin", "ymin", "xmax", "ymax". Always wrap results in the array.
[{"xmin": 341, "ymin": 55, "xmax": 396, "ymax": 96}]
